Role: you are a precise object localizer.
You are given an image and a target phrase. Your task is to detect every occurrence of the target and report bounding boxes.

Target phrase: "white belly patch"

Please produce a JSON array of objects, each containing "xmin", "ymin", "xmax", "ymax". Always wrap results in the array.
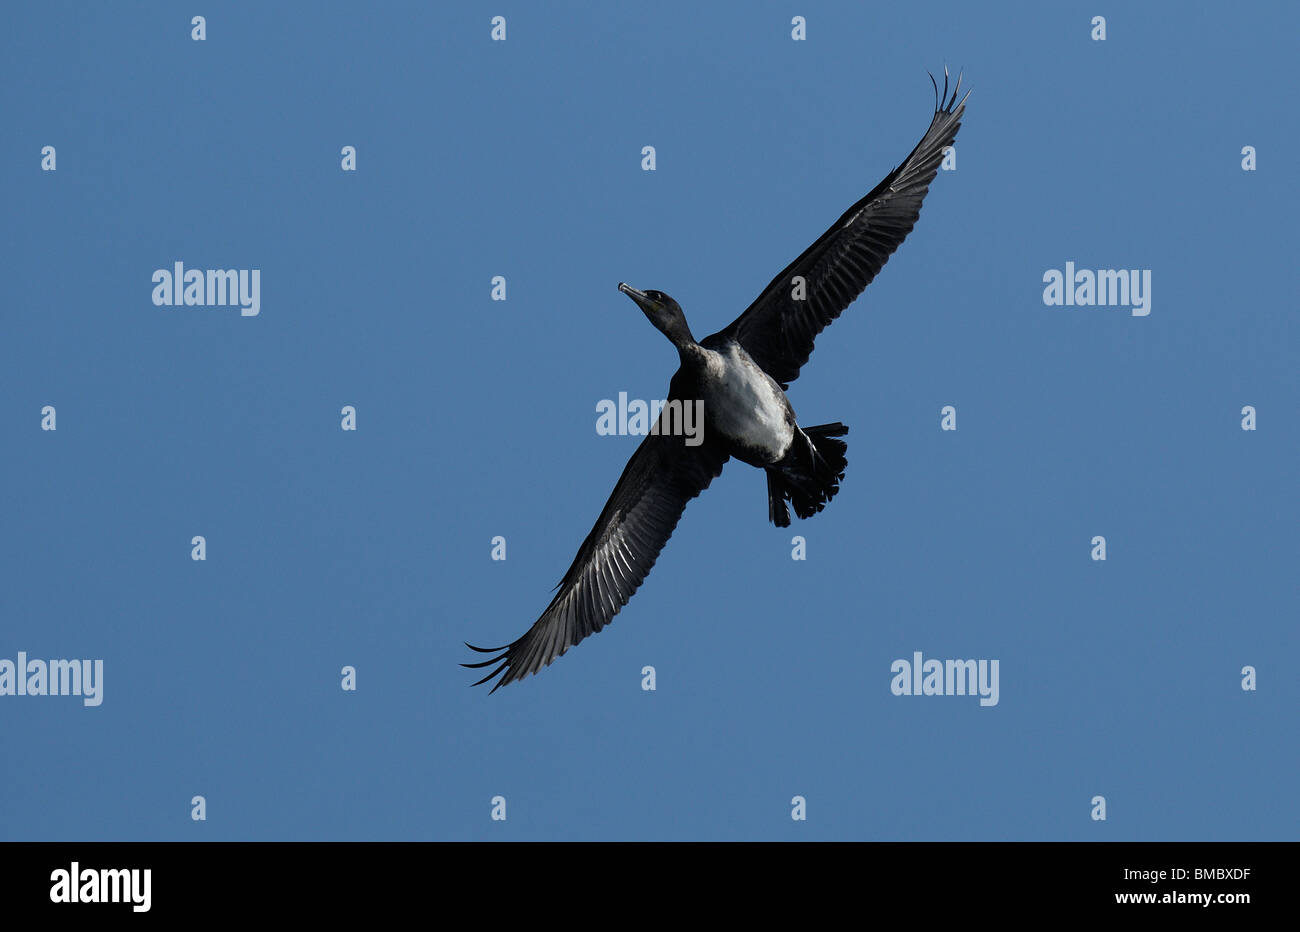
[{"xmin": 704, "ymin": 345, "xmax": 794, "ymax": 460}]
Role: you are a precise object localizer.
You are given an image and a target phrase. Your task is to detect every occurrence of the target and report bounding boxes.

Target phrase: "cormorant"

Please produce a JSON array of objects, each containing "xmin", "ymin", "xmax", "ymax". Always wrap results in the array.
[{"xmin": 466, "ymin": 70, "xmax": 969, "ymax": 692}]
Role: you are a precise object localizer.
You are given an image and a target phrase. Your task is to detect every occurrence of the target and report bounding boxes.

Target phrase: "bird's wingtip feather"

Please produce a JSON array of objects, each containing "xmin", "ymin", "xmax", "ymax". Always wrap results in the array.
[
  {"xmin": 464, "ymin": 640, "xmax": 507, "ymax": 653},
  {"xmin": 471, "ymin": 657, "xmax": 511, "ymax": 689}
]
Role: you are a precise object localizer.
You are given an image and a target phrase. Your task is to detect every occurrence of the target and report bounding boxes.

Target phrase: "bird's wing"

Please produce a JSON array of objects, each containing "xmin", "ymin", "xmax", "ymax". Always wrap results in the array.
[
  {"xmin": 709, "ymin": 71, "xmax": 969, "ymax": 388},
  {"xmin": 465, "ymin": 425, "xmax": 729, "ymax": 692}
]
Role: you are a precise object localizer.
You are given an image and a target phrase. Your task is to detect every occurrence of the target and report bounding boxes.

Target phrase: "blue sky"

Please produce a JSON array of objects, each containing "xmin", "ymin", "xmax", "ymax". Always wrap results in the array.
[{"xmin": 2, "ymin": 1, "xmax": 1295, "ymax": 840}]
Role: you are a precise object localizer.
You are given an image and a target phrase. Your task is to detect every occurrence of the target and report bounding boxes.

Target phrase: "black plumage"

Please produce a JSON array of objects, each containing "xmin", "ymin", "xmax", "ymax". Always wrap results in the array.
[{"xmin": 466, "ymin": 71, "xmax": 969, "ymax": 692}]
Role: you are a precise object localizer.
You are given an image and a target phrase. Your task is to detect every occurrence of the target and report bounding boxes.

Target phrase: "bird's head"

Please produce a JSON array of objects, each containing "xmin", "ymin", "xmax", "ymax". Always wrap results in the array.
[{"xmin": 618, "ymin": 283, "xmax": 695, "ymax": 348}]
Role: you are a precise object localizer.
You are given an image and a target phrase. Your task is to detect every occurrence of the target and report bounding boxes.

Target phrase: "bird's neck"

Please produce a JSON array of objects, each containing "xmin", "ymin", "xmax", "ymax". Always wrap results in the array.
[
  {"xmin": 656, "ymin": 316, "xmax": 695, "ymax": 351},
  {"xmin": 677, "ymin": 340, "xmax": 714, "ymax": 371}
]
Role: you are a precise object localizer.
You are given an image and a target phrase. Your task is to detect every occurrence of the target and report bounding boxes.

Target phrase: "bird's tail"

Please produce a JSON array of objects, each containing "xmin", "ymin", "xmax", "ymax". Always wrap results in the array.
[{"xmin": 765, "ymin": 422, "xmax": 849, "ymax": 528}]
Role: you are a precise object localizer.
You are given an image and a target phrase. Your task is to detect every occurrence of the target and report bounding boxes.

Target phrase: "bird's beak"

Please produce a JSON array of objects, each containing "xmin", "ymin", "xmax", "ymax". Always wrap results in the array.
[{"xmin": 618, "ymin": 282, "xmax": 655, "ymax": 313}]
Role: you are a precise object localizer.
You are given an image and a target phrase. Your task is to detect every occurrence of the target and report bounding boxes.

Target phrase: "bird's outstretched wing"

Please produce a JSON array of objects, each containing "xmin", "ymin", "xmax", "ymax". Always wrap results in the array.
[
  {"xmin": 709, "ymin": 69, "xmax": 969, "ymax": 388},
  {"xmin": 465, "ymin": 427, "xmax": 729, "ymax": 692}
]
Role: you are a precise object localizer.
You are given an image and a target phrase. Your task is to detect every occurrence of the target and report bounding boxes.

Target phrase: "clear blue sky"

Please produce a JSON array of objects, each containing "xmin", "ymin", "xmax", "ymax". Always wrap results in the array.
[{"xmin": 2, "ymin": 1, "xmax": 1295, "ymax": 840}]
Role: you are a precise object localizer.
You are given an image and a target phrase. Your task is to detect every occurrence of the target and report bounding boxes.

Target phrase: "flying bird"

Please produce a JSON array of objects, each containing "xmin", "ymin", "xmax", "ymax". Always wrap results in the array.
[{"xmin": 466, "ymin": 70, "xmax": 969, "ymax": 692}]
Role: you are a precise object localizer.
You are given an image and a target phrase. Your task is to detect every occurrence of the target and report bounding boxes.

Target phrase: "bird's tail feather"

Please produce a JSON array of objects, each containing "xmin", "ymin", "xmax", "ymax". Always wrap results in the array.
[{"xmin": 765, "ymin": 422, "xmax": 849, "ymax": 527}]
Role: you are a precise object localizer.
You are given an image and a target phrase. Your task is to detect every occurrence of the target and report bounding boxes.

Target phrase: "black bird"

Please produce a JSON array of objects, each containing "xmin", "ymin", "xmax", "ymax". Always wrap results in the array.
[{"xmin": 466, "ymin": 70, "xmax": 969, "ymax": 692}]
